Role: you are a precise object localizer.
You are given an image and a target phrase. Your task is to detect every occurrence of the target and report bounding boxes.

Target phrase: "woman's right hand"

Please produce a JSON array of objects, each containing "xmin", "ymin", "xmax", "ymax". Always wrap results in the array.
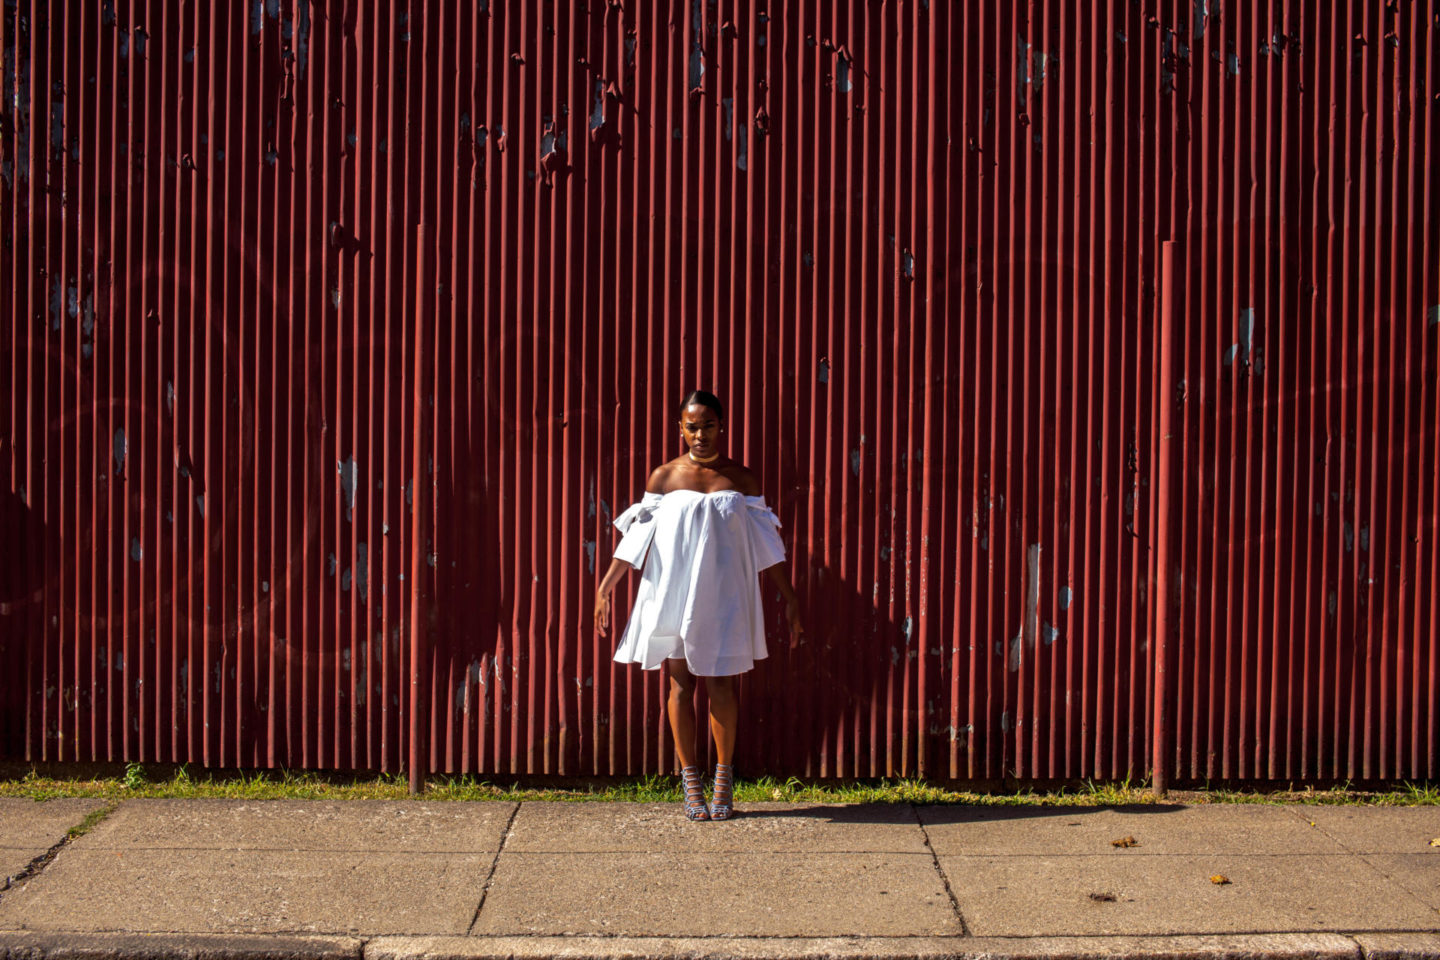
[
  {"xmin": 594, "ymin": 587, "xmax": 612, "ymax": 637},
  {"xmin": 595, "ymin": 557, "xmax": 631, "ymax": 638}
]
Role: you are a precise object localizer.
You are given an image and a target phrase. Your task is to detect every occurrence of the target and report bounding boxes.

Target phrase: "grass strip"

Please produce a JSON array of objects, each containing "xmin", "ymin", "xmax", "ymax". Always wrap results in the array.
[{"xmin": 0, "ymin": 766, "xmax": 1434, "ymax": 805}]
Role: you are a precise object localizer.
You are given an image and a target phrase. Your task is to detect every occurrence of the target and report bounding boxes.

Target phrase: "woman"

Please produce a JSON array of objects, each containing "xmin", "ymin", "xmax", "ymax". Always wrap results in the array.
[{"xmin": 594, "ymin": 390, "xmax": 804, "ymax": 820}]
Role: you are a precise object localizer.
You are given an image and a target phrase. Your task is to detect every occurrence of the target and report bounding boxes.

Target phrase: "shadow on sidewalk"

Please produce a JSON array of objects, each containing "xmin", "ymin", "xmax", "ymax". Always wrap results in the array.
[{"xmin": 732, "ymin": 802, "xmax": 1187, "ymax": 824}]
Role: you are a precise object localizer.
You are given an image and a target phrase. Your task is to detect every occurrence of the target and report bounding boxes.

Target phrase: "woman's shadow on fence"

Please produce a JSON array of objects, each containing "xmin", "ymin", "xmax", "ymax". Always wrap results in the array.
[{"xmin": 737, "ymin": 556, "xmax": 929, "ymax": 786}]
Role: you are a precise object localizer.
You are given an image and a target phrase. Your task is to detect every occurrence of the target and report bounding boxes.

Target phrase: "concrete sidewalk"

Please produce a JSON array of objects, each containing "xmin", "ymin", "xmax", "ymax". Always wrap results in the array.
[{"xmin": 0, "ymin": 797, "xmax": 1436, "ymax": 959}]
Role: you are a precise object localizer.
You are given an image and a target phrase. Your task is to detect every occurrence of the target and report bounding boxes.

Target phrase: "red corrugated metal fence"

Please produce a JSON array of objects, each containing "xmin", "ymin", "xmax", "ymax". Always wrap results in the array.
[{"xmin": 2, "ymin": 1, "xmax": 1436, "ymax": 782}]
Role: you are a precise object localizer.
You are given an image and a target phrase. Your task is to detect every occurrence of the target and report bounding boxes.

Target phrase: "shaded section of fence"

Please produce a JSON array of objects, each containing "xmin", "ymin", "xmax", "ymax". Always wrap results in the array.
[{"xmin": 1, "ymin": 1, "xmax": 1435, "ymax": 782}]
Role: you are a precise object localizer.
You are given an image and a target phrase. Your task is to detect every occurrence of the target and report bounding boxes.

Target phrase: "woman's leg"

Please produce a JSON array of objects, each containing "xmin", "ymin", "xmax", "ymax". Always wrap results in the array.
[
  {"xmin": 666, "ymin": 661, "xmax": 708, "ymax": 820},
  {"xmin": 706, "ymin": 675, "xmax": 738, "ymax": 764},
  {"xmin": 666, "ymin": 660, "xmax": 699, "ymax": 768},
  {"xmin": 706, "ymin": 675, "xmax": 739, "ymax": 820}
]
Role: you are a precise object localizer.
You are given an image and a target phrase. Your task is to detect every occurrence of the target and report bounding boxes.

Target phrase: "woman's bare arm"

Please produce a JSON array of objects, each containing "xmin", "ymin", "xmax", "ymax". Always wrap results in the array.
[
  {"xmin": 594, "ymin": 557, "xmax": 633, "ymax": 637},
  {"xmin": 764, "ymin": 564, "xmax": 805, "ymax": 642}
]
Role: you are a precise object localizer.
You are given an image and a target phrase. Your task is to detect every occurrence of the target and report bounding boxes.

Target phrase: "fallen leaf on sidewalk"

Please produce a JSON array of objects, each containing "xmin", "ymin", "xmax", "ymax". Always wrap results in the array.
[
  {"xmin": 1429, "ymin": 837, "xmax": 1440, "ymax": 847},
  {"xmin": 1111, "ymin": 835, "xmax": 1139, "ymax": 848},
  {"xmin": 1089, "ymin": 892, "xmax": 1117, "ymax": 902},
  {"xmin": 1210, "ymin": 874, "xmax": 1231, "ymax": 885}
]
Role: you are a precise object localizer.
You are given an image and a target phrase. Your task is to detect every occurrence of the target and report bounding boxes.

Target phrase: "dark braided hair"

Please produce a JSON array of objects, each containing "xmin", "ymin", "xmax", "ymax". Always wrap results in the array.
[{"xmin": 676, "ymin": 389, "xmax": 724, "ymax": 422}]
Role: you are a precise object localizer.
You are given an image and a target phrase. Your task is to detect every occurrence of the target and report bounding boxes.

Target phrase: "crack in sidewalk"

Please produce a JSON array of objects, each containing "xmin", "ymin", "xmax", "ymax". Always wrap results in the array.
[
  {"xmin": 0, "ymin": 801, "xmax": 120, "ymax": 903},
  {"xmin": 912, "ymin": 804, "xmax": 969, "ymax": 936},
  {"xmin": 1281, "ymin": 806, "xmax": 1440, "ymax": 922},
  {"xmin": 465, "ymin": 801, "xmax": 522, "ymax": 935}
]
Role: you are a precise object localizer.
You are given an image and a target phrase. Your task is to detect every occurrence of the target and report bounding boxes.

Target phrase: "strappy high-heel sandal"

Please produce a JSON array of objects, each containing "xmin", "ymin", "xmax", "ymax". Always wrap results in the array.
[
  {"xmin": 681, "ymin": 764, "xmax": 710, "ymax": 821},
  {"xmin": 710, "ymin": 763, "xmax": 735, "ymax": 821}
]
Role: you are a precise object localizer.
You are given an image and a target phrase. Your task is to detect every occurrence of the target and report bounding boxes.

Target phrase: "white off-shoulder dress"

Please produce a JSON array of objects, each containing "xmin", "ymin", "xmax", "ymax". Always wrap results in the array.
[{"xmin": 611, "ymin": 489, "xmax": 787, "ymax": 677}]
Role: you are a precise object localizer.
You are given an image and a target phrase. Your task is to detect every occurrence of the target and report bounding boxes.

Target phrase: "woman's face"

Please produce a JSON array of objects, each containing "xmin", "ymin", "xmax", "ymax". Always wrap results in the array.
[{"xmin": 679, "ymin": 403, "xmax": 722, "ymax": 458}]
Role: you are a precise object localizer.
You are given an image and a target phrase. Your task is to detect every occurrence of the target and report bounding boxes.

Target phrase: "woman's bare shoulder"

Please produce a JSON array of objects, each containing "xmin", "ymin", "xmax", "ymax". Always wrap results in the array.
[
  {"xmin": 726, "ymin": 464, "xmax": 762, "ymax": 496},
  {"xmin": 644, "ymin": 460, "xmax": 685, "ymax": 494}
]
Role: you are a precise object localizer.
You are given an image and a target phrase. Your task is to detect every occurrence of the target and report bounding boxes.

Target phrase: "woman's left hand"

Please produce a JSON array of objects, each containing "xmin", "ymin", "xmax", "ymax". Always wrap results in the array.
[{"xmin": 785, "ymin": 597, "xmax": 805, "ymax": 643}]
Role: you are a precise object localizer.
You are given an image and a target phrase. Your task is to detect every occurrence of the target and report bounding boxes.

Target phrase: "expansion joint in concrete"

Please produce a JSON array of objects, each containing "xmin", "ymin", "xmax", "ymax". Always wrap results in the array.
[
  {"xmin": 0, "ymin": 801, "xmax": 120, "ymax": 904},
  {"xmin": 911, "ymin": 805, "xmax": 968, "ymax": 937},
  {"xmin": 465, "ymin": 801, "xmax": 521, "ymax": 935}
]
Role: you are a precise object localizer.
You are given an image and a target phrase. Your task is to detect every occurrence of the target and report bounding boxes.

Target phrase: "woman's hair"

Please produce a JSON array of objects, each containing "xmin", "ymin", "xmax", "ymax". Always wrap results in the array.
[{"xmin": 676, "ymin": 389, "xmax": 724, "ymax": 421}]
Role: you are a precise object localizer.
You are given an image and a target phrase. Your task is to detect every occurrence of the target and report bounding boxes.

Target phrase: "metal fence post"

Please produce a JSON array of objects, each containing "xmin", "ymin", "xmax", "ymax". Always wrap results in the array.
[
  {"xmin": 409, "ymin": 224, "xmax": 428, "ymax": 795},
  {"xmin": 1152, "ymin": 240, "xmax": 1178, "ymax": 797}
]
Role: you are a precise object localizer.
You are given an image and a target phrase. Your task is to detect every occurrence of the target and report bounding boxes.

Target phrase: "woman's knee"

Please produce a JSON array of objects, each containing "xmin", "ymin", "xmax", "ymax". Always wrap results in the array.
[
  {"xmin": 706, "ymin": 677, "xmax": 737, "ymax": 704},
  {"xmin": 668, "ymin": 667, "xmax": 696, "ymax": 699}
]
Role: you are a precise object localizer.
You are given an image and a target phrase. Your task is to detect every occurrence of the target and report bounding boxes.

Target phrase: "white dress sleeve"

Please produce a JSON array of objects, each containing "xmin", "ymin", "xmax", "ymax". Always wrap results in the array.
[
  {"xmin": 744, "ymin": 495, "xmax": 787, "ymax": 571},
  {"xmin": 612, "ymin": 492, "xmax": 664, "ymax": 570}
]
